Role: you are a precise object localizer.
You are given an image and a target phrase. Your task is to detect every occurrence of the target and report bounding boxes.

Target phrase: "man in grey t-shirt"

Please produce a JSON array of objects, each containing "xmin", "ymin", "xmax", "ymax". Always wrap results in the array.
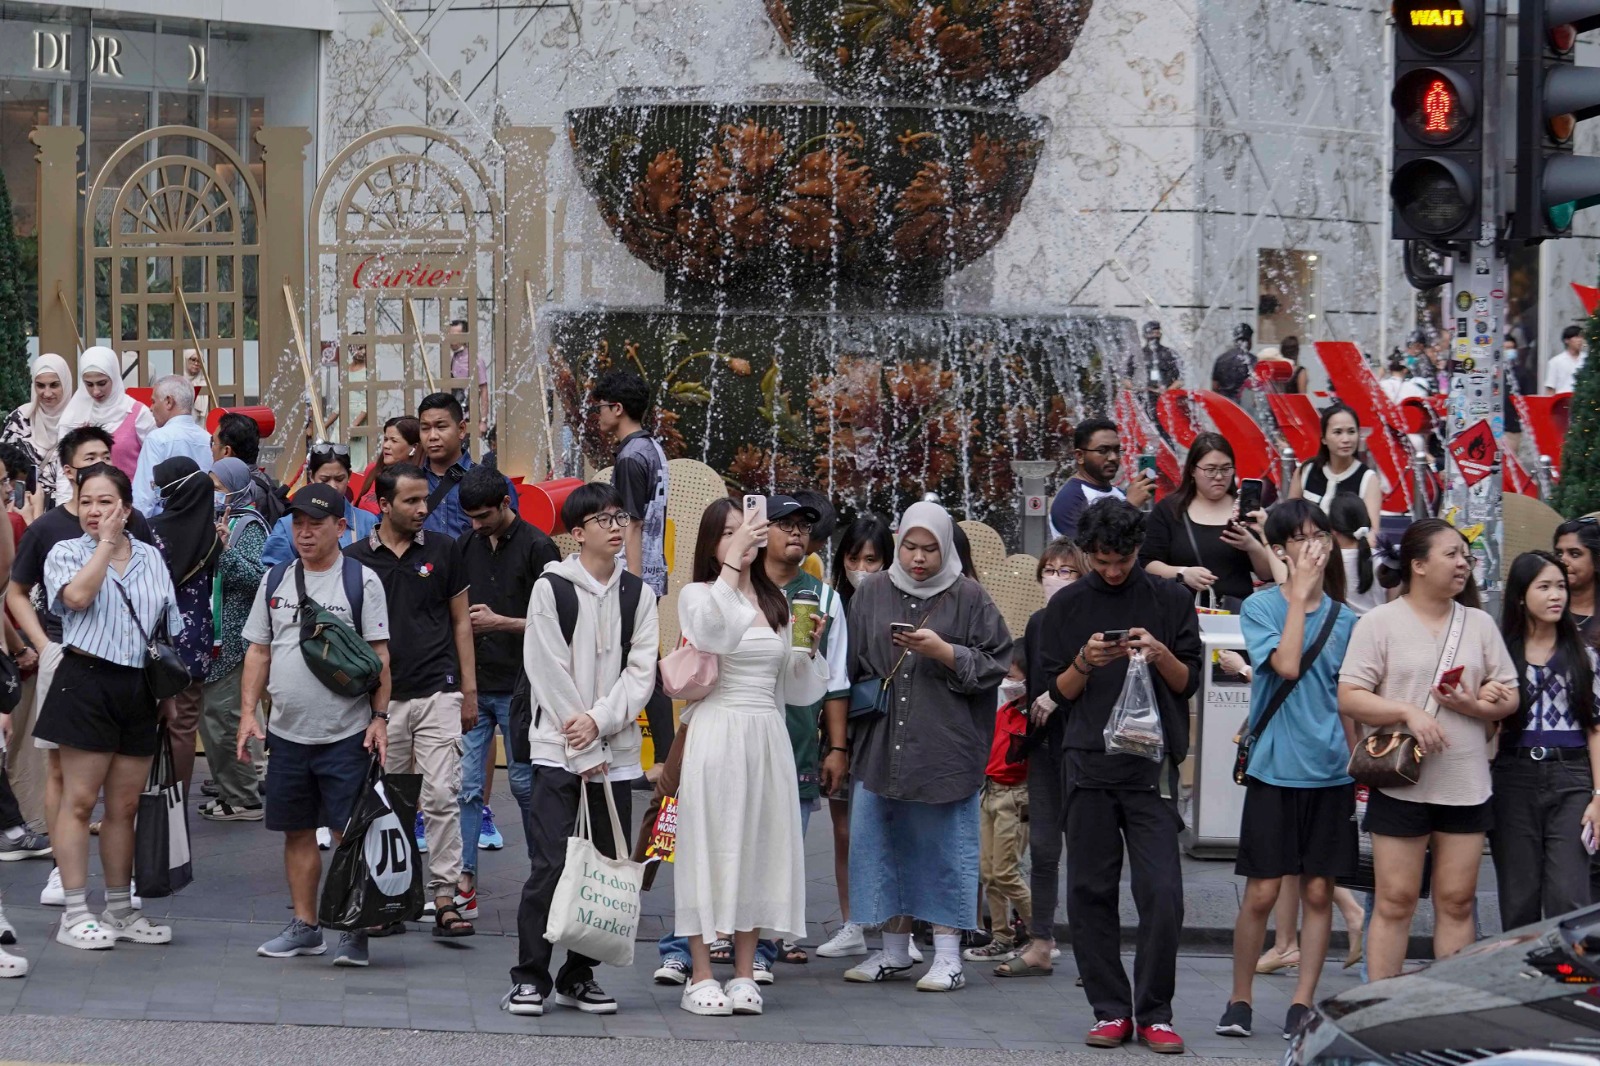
[{"xmin": 238, "ymin": 484, "xmax": 392, "ymax": 968}]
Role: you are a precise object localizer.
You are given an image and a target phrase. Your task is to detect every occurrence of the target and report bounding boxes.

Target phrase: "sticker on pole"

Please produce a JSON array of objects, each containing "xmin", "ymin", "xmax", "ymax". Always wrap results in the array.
[
  {"xmin": 1025, "ymin": 494, "xmax": 1047, "ymax": 516},
  {"xmin": 1447, "ymin": 420, "xmax": 1497, "ymax": 488}
]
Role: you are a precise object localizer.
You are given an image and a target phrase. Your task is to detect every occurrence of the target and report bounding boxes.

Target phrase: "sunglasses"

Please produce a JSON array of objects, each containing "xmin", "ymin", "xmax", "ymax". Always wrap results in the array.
[{"xmin": 310, "ymin": 441, "xmax": 351, "ymax": 457}]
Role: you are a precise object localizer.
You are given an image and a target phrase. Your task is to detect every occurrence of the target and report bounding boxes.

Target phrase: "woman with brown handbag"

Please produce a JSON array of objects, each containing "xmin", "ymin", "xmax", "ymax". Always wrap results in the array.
[{"xmin": 1337, "ymin": 519, "xmax": 1517, "ymax": 980}]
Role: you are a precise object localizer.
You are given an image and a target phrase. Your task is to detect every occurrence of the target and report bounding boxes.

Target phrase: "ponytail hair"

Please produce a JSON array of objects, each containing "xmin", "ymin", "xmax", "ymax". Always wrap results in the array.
[{"xmin": 1328, "ymin": 495, "xmax": 1374, "ymax": 595}]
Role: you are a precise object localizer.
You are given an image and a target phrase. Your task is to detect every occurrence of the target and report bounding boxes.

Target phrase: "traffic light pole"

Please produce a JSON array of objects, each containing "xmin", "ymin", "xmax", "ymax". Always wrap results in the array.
[{"xmin": 1443, "ymin": 0, "xmax": 1507, "ymax": 596}]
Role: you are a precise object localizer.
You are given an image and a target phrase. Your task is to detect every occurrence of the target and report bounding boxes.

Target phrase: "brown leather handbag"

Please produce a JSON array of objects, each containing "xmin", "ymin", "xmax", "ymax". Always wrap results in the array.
[{"xmin": 1347, "ymin": 604, "xmax": 1464, "ymax": 790}]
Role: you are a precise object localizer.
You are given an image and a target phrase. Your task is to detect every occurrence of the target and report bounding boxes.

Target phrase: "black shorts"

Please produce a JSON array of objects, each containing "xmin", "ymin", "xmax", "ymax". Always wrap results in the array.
[
  {"xmin": 1235, "ymin": 778, "xmax": 1359, "ymax": 880},
  {"xmin": 264, "ymin": 732, "xmax": 371, "ymax": 833},
  {"xmin": 33, "ymin": 652, "xmax": 159, "ymax": 758},
  {"xmin": 1362, "ymin": 786, "xmax": 1494, "ymax": 837}
]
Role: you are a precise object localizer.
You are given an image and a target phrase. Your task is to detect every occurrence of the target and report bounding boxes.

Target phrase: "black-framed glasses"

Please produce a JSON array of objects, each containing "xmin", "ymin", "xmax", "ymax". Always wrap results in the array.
[
  {"xmin": 774, "ymin": 517, "xmax": 813, "ymax": 535},
  {"xmin": 582, "ymin": 511, "xmax": 632, "ymax": 530},
  {"xmin": 1041, "ymin": 566, "xmax": 1080, "ymax": 580}
]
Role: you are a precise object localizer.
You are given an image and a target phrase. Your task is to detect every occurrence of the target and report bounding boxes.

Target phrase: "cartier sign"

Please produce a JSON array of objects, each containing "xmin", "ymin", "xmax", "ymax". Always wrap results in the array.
[{"xmin": 348, "ymin": 254, "xmax": 466, "ymax": 290}]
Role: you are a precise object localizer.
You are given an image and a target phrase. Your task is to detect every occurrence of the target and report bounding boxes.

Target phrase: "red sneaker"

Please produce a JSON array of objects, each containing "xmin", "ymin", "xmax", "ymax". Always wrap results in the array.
[
  {"xmin": 1138, "ymin": 1023, "xmax": 1187, "ymax": 1053},
  {"xmin": 1085, "ymin": 1018, "xmax": 1133, "ymax": 1047}
]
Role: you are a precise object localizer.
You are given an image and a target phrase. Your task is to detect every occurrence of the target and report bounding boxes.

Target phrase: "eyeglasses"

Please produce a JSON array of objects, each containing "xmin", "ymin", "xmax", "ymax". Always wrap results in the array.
[
  {"xmin": 774, "ymin": 517, "xmax": 813, "ymax": 535},
  {"xmin": 1081, "ymin": 445, "xmax": 1122, "ymax": 457},
  {"xmin": 1195, "ymin": 465, "xmax": 1235, "ymax": 480},
  {"xmin": 1041, "ymin": 566, "xmax": 1080, "ymax": 579},
  {"xmin": 1286, "ymin": 531, "xmax": 1333, "ymax": 545},
  {"xmin": 582, "ymin": 511, "xmax": 632, "ymax": 530}
]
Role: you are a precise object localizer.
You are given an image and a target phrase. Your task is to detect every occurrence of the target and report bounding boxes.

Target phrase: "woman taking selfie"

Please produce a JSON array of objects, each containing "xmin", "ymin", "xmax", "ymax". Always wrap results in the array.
[
  {"xmin": 1141, "ymin": 433, "xmax": 1275, "ymax": 612},
  {"xmin": 1338, "ymin": 519, "xmax": 1517, "ymax": 980},
  {"xmin": 816, "ymin": 511, "xmax": 896, "ymax": 961},
  {"xmin": 1490, "ymin": 551, "xmax": 1600, "ymax": 930},
  {"xmin": 1289, "ymin": 404, "xmax": 1382, "ymax": 535},
  {"xmin": 673, "ymin": 498, "xmax": 828, "ymax": 1017},
  {"xmin": 32, "ymin": 464, "xmax": 182, "ymax": 950}
]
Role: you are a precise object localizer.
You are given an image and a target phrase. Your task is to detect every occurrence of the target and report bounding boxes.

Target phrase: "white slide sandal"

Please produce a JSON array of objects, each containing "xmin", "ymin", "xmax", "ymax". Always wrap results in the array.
[
  {"xmin": 680, "ymin": 978, "xmax": 733, "ymax": 1016},
  {"xmin": 56, "ymin": 916, "xmax": 115, "ymax": 950}
]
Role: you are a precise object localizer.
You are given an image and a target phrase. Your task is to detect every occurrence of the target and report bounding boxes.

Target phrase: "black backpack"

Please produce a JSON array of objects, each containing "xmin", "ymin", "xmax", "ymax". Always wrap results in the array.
[
  {"xmin": 507, "ymin": 571, "xmax": 644, "ymax": 763},
  {"xmin": 253, "ymin": 470, "xmax": 290, "ymax": 527}
]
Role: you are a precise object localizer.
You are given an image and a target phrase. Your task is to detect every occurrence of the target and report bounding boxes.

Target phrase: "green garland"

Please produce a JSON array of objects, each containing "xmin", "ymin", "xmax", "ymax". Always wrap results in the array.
[
  {"xmin": 0, "ymin": 166, "xmax": 31, "ymax": 411},
  {"xmin": 1556, "ymin": 284, "xmax": 1600, "ymax": 517}
]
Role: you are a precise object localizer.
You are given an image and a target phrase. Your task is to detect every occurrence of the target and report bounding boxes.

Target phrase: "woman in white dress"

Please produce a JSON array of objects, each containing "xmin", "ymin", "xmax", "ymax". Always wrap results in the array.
[{"xmin": 673, "ymin": 497, "xmax": 828, "ymax": 1017}]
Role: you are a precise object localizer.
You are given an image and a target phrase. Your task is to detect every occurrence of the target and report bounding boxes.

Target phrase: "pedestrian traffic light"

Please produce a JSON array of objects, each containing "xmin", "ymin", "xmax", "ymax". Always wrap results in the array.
[
  {"xmin": 1513, "ymin": 0, "xmax": 1600, "ymax": 241},
  {"xmin": 1391, "ymin": 1, "xmax": 1485, "ymax": 242}
]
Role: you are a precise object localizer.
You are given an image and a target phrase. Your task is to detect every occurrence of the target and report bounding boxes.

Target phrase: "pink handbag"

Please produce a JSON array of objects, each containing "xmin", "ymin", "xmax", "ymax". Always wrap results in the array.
[{"xmin": 660, "ymin": 641, "xmax": 718, "ymax": 701}]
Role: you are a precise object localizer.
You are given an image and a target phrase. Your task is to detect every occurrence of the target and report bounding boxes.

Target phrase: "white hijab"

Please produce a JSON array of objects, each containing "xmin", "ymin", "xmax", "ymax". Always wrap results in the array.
[
  {"xmin": 22, "ymin": 352, "xmax": 71, "ymax": 457},
  {"xmin": 888, "ymin": 501, "xmax": 964, "ymax": 600},
  {"xmin": 59, "ymin": 346, "xmax": 137, "ymax": 432}
]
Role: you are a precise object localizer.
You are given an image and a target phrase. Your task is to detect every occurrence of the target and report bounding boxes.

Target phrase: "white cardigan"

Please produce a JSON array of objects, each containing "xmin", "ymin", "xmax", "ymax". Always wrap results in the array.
[{"xmin": 676, "ymin": 578, "xmax": 828, "ymax": 721}]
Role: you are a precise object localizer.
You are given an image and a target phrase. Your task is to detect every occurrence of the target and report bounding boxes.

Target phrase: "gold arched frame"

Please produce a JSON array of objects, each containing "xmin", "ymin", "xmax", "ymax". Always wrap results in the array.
[
  {"xmin": 83, "ymin": 125, "xmax": 264, "ymax": 398},
  {"xmin": 309, "ymin": 126, "xmax": 504, "ymax": 467}
]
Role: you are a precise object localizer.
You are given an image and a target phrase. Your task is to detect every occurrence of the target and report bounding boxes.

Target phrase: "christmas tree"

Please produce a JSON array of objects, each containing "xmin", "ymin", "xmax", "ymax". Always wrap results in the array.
[
  {"xmin": 0, "ymin": 167, "xmax": 30, "ymax": 412},
  {"xmin": 1556, "ymin": 289, "xmax": 1600, "ymax": 517}
]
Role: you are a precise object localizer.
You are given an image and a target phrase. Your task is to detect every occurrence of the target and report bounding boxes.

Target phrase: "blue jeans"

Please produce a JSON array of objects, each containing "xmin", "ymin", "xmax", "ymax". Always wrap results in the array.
[
  {"xmin": 659, "ymin": 799, "xmax": 814, "ymax": 966},
  {"xmin": 460, "ymin": 692, "xmax": 533, "ymax": 875}
]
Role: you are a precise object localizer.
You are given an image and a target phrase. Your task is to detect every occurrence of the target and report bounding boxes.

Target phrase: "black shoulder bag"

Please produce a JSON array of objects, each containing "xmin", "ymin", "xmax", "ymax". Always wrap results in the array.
[
  {"xmin": 113, "ymin": 582, "xmax": 193, "ymax": 700},
  {"xmin": 1232, "ymin": 602, "xmax": 1342, "ymax": 785}
]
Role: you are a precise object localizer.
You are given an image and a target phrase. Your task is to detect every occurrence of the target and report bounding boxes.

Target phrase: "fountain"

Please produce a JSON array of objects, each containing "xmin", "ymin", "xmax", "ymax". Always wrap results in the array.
[{"xmin": 547, "ymin": 0, "xmax": 1136, "ymax": 525}]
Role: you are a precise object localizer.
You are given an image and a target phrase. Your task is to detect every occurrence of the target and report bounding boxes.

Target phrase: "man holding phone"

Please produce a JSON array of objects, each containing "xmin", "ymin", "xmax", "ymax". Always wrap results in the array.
[
  {"xmin": 1038, "ymin": 498, "xmax": 1201, "ymax": 1053},
  {"xmin": 1050, "ymin": 419, "xmax": 1151, "ymax": 541}
]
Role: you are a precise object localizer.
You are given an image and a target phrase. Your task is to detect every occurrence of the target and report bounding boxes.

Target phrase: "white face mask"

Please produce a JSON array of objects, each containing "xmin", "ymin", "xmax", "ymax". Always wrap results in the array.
[
  {"xmin": 846, "ymin": 568, "xmax": 875, "ymax": 589},
  {"xmin": 999, "ymin": 678, "xmax": 1025, "ymax": 704},
  {"xmin": 1042, "ymin": 574, "xmax": 1070, "ymax": 601}
]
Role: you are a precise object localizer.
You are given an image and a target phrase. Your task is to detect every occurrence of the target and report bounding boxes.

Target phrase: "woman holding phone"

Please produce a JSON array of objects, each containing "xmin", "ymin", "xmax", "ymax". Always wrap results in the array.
[
  {"xmin": 1140, "ymin": 433, "xmax": 1275, "ymax": 612},
  {"xmin": 1289, "ymin": 404, "xmax": 1383, "ymax": 536},
  {"xmin": 1337, "ymin": 519, "xmax": 1517, "ymax": 980},
  {"xmin": 1490, "ymin": 551, "xmax": 1600, "ymax": 930}
]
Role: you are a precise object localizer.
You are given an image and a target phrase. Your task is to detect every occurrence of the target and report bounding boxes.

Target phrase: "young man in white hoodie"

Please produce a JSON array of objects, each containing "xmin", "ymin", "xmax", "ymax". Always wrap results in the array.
[{"xmin": 503, "ymin": 482, "xmax": 659, "ymax": 1018}]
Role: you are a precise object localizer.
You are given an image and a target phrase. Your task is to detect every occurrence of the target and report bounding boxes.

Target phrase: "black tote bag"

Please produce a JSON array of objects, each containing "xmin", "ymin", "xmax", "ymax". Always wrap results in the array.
[{"xmin": 134, "ymin": 723, "xmax": 193, "ymax": 897}]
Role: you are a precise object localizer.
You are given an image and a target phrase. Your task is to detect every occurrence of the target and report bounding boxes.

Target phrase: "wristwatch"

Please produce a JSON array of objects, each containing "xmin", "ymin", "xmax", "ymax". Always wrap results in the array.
[{"xmin": 371, "ymin": 711, "xmax": 390, "ymax": 722}]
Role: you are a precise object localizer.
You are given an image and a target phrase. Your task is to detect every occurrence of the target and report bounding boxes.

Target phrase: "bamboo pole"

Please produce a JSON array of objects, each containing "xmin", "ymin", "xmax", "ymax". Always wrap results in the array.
[
  {"xmin": 171, "ymin": 283, "xmax": 224, "ymax": 413},
  {"xmin": 525, "ymin": 278, "xmax": 559, "ymax": 478},
  {"xmin": 404, "ymin": 299, "xmax": 439, "ymax": 395},
  {"xmin": 280, "ymin": 280, "xmax": 327, "ymax": 442},
  {"xmin": 55, "ymin": 285, "xmax": 84, "ymax": 355}
]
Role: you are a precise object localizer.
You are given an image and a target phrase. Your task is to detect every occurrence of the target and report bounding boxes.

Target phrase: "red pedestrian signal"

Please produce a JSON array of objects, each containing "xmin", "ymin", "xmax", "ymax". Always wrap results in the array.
[{"xmin": 1390, "ymin": 5, "xmax": 1482, "ymax": 240}]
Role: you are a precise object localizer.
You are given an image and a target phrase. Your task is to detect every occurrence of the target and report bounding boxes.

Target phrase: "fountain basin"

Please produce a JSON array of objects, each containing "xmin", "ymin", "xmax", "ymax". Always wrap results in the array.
[
  {"xmin": 763, "ymin": 0, "xmax": 1093, "ymax": 104},
  {"xmin": 568, "ymin": 100, "xmax": 1049, "ymax": 309},
  {"xmin": 548, "ymin": 305, "xmax": 1135, "ymax": 520}
]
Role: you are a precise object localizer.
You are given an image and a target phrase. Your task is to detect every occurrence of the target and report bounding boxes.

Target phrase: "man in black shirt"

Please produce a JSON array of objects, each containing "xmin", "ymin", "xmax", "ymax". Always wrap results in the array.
[
  {"xmin": 456, "ymin": 464, "xmax": 557, "ymax": 908},
  {"xmin": 345, "ymin": 463, "xmax": 477, "ymax": 937},
  {"xmin": 1210, "ymin": 323, "xmax": 1256, "ymax": 404},
  {"xmin": 1037, "ymin": 498, "xmax": 1201, "ymax": 1054}
]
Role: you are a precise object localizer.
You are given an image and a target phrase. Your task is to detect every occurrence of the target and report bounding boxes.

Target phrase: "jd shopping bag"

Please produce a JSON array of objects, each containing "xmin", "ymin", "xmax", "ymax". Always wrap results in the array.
[
  {"xmin": 545, "ymin": 780, "xmax": 645, "ymax": 967},
  {"xmin": 318, "ymin": 760, "xmax": 426, "ymax": 930},
  {"xmin": 134, "ymin": 724, "xmax": 193, "ymax": 897}
]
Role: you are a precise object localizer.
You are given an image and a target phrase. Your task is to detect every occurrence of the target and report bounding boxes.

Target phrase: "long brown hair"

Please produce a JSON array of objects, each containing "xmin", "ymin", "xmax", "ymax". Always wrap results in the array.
[{"xmin": 691, "ymin": 497, "xmax": 789, "ymax": 631}]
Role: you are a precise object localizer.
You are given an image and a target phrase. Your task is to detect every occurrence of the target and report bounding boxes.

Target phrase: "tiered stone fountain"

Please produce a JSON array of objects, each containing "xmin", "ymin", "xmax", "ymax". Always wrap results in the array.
[{"xmin": 548, "ymin": 0, "xmax": 1133, "ymax": 523}]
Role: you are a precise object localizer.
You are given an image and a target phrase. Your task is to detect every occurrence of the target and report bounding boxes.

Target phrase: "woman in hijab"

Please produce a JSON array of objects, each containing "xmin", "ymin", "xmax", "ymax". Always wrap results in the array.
[
  {"xmin": 58, "ymin": 347, "xmax": 156, "ymax": 480},
  {"xmin": 2, "ymin": 353, "xmax": 72, "ymax": 511},
  {"xmin": 842, "ymin": 501, "xmax": 1013, "ymax": 994},
  {"xmin": 183, "ymin": 349, "xmax": 211, "ymax": 423},
  {"xmin": 149, "ymin": 456, "xmax": 221, "ymax": 793},
  {"xmin": 197, "ymin": 456, "xmax": 269, "ymax": 819}
]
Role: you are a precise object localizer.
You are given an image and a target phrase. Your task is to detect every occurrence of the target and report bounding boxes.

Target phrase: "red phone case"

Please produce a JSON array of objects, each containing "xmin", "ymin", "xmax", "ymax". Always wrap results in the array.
[{"xmin": 1438, "ymin": 666, "xmax": 1465, "ymax": 688}]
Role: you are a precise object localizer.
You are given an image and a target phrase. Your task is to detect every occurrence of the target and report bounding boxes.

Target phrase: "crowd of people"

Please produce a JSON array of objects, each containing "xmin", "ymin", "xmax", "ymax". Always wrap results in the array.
[{"xmin": 0, "ymin": 350, "xmax": 1591, "ymax": 1053}]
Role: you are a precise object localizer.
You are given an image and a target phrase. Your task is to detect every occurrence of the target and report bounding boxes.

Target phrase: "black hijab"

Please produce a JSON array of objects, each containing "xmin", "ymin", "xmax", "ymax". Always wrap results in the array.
[{"xmin": 151, "ymin": 456, "xmax": 219, "ymax": 584}]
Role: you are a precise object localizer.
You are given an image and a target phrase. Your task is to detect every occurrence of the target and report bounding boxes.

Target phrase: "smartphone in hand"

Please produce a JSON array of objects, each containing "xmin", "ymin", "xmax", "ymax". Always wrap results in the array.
[
  {"xmin": 1101, "ymin": 629, "xmax": 1130, "ymax": 643},
  {"xmin": 1438, "ymin": 665, "xmax": 1465, "ymax": 689},
  {"xmin": 1237, "ymin": 478, "xmax": 1263, "ymax": 517},
  {"xmin": 743, "ymin": 494, "xmax": 767, "ymax": 547}
]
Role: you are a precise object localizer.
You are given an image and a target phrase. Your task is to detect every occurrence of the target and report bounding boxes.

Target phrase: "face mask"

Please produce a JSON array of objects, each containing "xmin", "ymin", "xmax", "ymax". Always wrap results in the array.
[
  {"xmin": 1042, "ymin": 574, "xmax": 1070, "ymax": 601},
  {"xmin": 999, "ymin": 678, "xmax": 1025, "ymax": 703},
  {"xmin": 846, "ymin": 568, "xmax": 874, "ymax": 589},
  {"xmin": 214, "ymin": 490, "xmax": 227, "ymax": 513}
]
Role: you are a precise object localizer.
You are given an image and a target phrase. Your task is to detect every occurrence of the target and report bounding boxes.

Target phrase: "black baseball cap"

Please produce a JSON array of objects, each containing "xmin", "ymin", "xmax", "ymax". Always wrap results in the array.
[
  {"xmin": 766, "ymin": 494, "xmax": 821, "ymax": 523},
  {"xmin": 287, "ymin": 483, "xmax": 344, "ymax": 520}
]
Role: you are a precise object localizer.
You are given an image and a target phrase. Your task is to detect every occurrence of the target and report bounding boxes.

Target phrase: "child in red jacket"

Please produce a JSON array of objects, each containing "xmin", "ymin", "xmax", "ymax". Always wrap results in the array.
[{"xmin": 965, "ymin": 651, "xmax": 1032, "ymax": 962}]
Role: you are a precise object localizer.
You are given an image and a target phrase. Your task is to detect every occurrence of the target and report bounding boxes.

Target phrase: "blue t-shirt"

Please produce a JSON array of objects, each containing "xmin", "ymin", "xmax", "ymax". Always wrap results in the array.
[{"xmin": 1240, "ymin": 587, "xmax": 1356, "ymax": 788}]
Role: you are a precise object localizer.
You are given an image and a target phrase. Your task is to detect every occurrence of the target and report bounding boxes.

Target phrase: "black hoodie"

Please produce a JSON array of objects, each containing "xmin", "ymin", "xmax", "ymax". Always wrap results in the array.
[{"xmin": 1040, "ymin": 565, "xmax": 1202, "ymax": 790}]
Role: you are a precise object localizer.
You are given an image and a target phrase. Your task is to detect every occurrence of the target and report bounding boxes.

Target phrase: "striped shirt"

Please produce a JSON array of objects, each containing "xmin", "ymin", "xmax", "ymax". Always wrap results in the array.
[{"xmin": 45, "ymin": 536, "xmax": 183, "ymax": 668}]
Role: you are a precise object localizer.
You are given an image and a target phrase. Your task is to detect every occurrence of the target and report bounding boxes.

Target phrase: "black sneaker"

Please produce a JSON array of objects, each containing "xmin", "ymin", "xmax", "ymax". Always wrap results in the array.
[
  {"xmin": 1216, "ymin": 1000, "xmax": 1253, "ymax": 1037},
  {"xmin": 1283, "ymin": 1002, "xmax": 1311, "ymax": 1040},
  {"xmin": 500, "ymin": 984, "xmax": 544, "ymax": 1016},
  {"xmin": 551, "ymin": 978, "xmax": 618, "ymax": 1015}
]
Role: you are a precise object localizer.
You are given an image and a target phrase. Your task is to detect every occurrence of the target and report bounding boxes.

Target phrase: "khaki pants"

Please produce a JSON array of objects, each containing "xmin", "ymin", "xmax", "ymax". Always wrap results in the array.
[
  {"xmin": 162, "ymin": 680, "xmax": 204, "ymax": 798},
  {"xmin": 200, "ymin": 666, "xmax": 261, "ymax": 808},
  {"xmin": 386, "ymin": 691, "xmax": 464, "ymax": 897},
  {"xmin": 979, "ymin": 780, "xmax": 1032, "ymax": 934}
]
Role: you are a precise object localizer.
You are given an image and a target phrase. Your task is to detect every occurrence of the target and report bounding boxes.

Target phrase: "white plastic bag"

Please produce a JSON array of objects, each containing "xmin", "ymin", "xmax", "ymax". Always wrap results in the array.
[{"xmin": 1103, "ymin": 650, "xmax": 1166, "ymax": 762}]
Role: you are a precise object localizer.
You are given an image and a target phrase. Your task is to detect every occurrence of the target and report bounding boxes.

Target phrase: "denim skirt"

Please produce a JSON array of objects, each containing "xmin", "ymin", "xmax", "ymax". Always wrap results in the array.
[{"xmin": 848, "ymin": 783, "xmax": 981, "ymax": 930}]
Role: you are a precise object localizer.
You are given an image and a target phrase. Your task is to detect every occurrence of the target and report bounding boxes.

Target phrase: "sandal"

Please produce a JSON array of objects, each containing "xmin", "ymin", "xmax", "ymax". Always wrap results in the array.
[
  {"xmin": 0, "ymin": 947, "xmax": 26, "ymax": 978},
  {"xmin": 99, "ymin": 911, "xmax": 172, "ymax": 945},
  {"xmin": 726, "ymin": 976, "xmax": 763, "ymax": 1015},
  {"xmin": 708, "ymin": 938, "xmax": 733, "ymax": 965},
  {"xmin": 56, "ymin": 915, "xmax": 115, "ymax": 950},
  {"xmin": 680, "ymin": 977, "xmax": 732, "ymax": 1016},
  {"xmin": 996, "ymin": 956, "xmax": 1054, "ymax": 978},
  {"xmin": 1257, "ymin": 946, "xmax": 1300, "ymax": 974},
  {"xmin": 780, "ymin": 940, "xmax": 809, "ymax": 965},
  {"xmin": 433, "ymin": 905, "xmax": 474, "ymax": 938}
]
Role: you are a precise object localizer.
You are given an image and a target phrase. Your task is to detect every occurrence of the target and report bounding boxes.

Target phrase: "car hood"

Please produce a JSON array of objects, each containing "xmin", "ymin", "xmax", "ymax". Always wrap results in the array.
[{"xmin": 1292, "ymin": 904, "xmax": 1600, "ymax": 1066}]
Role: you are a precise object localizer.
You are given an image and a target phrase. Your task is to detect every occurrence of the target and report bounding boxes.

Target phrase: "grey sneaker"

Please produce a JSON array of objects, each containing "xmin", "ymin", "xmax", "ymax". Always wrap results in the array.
[
  {"xmin": 0, "ymin": 831, "xmax": 51, "ymax": 861},
  {"xmin": 333, "ymin": 930, "xmax": 369, "ymax": 967},
  {"xmin": 257, "ymin": 918, "xmax": 326, "ymax": 958}
]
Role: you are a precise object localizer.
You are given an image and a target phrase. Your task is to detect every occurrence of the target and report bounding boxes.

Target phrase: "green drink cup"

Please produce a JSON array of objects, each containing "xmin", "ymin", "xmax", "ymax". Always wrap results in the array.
[{"xmin": 791, "ymin": 589, "xmax": 821, "ymax": 649}]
